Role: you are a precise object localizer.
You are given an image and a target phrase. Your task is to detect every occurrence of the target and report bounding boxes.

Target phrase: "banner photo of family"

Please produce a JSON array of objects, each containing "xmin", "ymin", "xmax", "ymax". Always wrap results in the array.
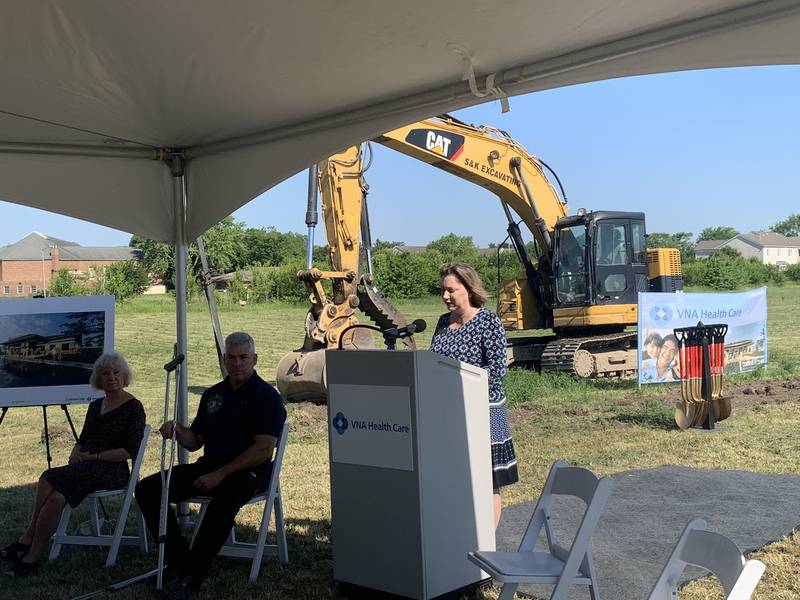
[{"xmin": 637, "ymin": 288, "xmax": 768, "ymax": 385}]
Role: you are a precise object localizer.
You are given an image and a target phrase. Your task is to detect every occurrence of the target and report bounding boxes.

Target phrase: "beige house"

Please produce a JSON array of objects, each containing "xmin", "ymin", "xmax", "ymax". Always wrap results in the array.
[
  {"xmin": 694, "ymin": 239, "xmax": 727, "ymax": 259},
  {"xmin": 694, "ymin": 231, "xmax": 800, "ymax": 268}
]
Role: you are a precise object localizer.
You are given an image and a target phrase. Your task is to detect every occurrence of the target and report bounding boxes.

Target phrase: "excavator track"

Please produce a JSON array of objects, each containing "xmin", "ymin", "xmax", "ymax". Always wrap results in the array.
[{"xmin": 539, "ymin": 331, "xmax": 638, "ymax": 379}]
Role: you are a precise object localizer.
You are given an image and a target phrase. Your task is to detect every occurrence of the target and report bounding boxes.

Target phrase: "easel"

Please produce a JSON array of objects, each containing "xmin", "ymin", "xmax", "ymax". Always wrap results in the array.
[
  {"xmin": 0, "ymin": 402, "xmax": 81, "ymax": 469},
  {"xmin": 1, "ymin": 401, "xmax": 111, "ymax": 523}
]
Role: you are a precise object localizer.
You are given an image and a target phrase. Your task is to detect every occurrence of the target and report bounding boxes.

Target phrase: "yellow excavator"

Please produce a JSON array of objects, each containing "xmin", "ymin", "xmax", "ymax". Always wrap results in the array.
[{"xmin": 276, "ymin": 115, "xmax": 682, "ymax": 401}]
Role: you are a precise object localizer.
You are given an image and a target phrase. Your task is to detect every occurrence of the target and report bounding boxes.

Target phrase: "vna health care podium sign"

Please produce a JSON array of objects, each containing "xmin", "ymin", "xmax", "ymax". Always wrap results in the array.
[{"xmin": 638, "ymin": 288, "xmax": 767, "ymax": 385}]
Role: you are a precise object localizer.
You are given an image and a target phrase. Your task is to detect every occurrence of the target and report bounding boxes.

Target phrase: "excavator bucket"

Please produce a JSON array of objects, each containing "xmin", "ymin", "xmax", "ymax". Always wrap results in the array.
[
  {"xmin": 277, "ymin": 326, "xmax": 376, "ymax": 402},
  {"xmin": 276, "ymin": 349, "xmax": 329, "ymax": 403}
]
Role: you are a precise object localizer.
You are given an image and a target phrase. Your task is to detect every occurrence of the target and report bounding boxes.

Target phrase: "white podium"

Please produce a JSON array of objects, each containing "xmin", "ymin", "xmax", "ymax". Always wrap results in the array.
[{"xmin": 326, "ymin": 349, "xmax": 495, "ymax": 599}]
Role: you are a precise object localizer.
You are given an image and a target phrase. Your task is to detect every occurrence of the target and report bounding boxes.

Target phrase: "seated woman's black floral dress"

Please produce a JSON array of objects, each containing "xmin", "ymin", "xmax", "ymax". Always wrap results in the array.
[
  {"xmin": 430, "ymin": 308, "xmax": 519, "ymax": 488},
  {"xmin": 42, "ymin": 398, "xmax": 146, "ymax": 507}
]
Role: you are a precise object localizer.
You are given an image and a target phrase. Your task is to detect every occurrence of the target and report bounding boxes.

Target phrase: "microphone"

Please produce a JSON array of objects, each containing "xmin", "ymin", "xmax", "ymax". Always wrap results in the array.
[
  {"xmin": 336, "ymin": 319, "xmax": 427, "ymax": 350},
  {"xmin": 384, "ymin": 319, "xmax": 427, "ymax": 339}
]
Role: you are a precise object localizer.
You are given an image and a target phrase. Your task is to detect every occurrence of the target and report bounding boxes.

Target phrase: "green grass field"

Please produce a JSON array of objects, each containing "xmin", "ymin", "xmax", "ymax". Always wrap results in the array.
[{"xmin": 1, "ymin": 285, "xmax": 799, "ymax": 599}]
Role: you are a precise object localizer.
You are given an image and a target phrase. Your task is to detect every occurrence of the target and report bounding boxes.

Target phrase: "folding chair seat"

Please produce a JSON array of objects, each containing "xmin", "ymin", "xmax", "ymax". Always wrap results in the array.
[
  {"xmin": 648, "ymin": 518, "xmax": 765, "ymax": 600},
  {"xmin": 189, "ymin": 423, "xmax": 289, "ymax": 582},
  {"xmin": 49, "ymin": 424, "xmax": 151, "ymax": 567},
  {"xmin": 468, "ymin": 459, "xmax": 613, "ymax": 600}
]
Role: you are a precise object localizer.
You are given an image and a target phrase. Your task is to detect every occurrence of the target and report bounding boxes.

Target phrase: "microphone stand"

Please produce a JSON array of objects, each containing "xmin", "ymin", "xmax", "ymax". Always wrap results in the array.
[{"xmin": 338, "ymin": 323, "xmax": 405, "ymax": 350}]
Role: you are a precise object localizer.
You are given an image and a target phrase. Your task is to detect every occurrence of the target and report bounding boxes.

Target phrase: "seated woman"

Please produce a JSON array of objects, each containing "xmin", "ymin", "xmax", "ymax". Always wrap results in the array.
[{"xmin": 1, "ymin": 351, "xmax": 146, "ymax": 577}]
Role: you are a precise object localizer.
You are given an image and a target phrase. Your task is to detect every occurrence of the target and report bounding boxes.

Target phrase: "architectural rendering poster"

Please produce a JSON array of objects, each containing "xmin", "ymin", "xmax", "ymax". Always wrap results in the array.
[
  {"xmin": 638, "ymin": 288, "xmax": 767, "ymax": 385},
  {"xmin": 0, "ymin": 296, "xmax": 114, "ymax": 407}
]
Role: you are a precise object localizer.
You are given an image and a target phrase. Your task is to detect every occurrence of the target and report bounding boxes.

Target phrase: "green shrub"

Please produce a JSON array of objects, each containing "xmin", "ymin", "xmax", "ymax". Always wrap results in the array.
[
  {"xmin": 229, "ymin": 271, "xmax": 248, "ymax": 303},
  {"xmin": 271, "ymin": 261, "xmax": 308, "ymax": 302},
  {"xmin": 768, "ymin": 265, "xmax": 786, "ymax": 286},
  {"xmin": 746, "ymin": 257, "xmax": 770, "ymax": 285},
  {"xmin": 103, "ymin": 260, "xmax": 150, "ymax": 302},
  {"xmin": 373, "ymin": 252, "xmax": 433, "ymax": 298},
  {"xmin": 250, "ymin": 266, "xmax": 274, "ymax": 303},
  {"xmin": 426, "ymin": 234, "xmax": 479, "ymax": 265},
  {"xmin": 704, "ymin": 249, "xmax": 749, "ymax": 290},
  {"xmin": 474, "ymin": 250, "xmax": 524, "ymax": 294},
  {"xmin": 49, "ymin": 268, "xmax": 82, "ymax": 297},
  {"xmin": 681, "ymin": 260, "xmax": 707, "ymax": 287},
  {"xmin": 186, "ymin": 275, "xmax": 203, "ymax": 302},
  {"xmin": 785, "ymin": 264, "xmax": 800, "ymax": 282}
]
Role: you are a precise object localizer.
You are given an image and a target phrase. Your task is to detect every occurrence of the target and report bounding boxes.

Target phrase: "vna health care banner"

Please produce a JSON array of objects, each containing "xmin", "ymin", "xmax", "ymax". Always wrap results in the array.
[{"xmin": 638, "ymin": 288, "xmax": 767, "ymax": 385}]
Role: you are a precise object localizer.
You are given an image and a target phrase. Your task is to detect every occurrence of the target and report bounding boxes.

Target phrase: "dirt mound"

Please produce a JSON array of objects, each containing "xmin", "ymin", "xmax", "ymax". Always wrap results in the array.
[
  {"xmin": 729, "ymin": 377, "xmax": 800, "ymax": 408},
  {"xmin": 286, "ymin": 401, "xmax": 328, "ymax": 439},
  {"xmin": 629, "ymin": 376, "xmax": 800, "ymax": 413}
]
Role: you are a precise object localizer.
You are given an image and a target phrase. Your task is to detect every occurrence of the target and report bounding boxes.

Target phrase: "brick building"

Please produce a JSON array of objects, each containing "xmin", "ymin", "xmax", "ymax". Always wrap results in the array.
[{"xmin": 0, "ymin": 231, "xmax": 140, "ymax": 297}]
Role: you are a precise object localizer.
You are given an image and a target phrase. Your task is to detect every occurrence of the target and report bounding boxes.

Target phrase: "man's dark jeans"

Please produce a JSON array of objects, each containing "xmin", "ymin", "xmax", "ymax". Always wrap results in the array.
[{"xmin": 135, "ymin": 461, "xmax": 270, "ymax": 590}]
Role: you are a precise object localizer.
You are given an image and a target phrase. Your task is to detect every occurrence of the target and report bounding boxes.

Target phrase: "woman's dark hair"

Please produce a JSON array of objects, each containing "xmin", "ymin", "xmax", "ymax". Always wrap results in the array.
[{"xmin": 439, "ymin": 262, "xmax": 488, "ymax": 308}]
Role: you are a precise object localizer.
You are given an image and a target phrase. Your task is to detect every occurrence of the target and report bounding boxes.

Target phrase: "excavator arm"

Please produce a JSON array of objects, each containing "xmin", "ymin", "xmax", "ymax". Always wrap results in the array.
[
  {"xmin": 297, "ymin": 146, "xmax": 364, "ymax": 350},
  {"xmin": 276, "ymin": 146, "xmax": 415, "ymax": 402},
  {"xmin": 376, "ymin": 115, "xmax": 568, "ymax": 260}
]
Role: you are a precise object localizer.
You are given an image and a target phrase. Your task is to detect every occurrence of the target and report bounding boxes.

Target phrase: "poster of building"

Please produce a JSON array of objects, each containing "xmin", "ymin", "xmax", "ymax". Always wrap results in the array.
[
  {"xmin": 0, "ymin": 296, "xmax": 114, "ymax": 407},
  {"xmin": 638, "ymin": 288, "xmax": 767, "ymax": 385}
]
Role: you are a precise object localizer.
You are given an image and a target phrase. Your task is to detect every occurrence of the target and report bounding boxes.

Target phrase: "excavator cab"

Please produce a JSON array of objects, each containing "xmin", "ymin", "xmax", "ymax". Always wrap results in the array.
[{"xmin": 551, "ymin": 211, "xmax": 647, "ymax": 331}]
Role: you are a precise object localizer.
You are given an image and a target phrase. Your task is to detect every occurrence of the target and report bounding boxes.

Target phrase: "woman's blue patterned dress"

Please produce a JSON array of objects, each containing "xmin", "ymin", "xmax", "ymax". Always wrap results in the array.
[{"xmin": 430, "ymin": 308, "xmax": 519, "ymax": 488}]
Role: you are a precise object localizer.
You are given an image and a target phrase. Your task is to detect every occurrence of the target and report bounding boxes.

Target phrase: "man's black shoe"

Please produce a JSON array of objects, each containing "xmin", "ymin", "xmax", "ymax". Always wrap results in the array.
[
  {"xmin": 147, "ymin": 565, "xmax": 181, "ymax": 589},
  {"xmin": 158, "ymin": 575, "xmax": 193, "ymax": 600}
]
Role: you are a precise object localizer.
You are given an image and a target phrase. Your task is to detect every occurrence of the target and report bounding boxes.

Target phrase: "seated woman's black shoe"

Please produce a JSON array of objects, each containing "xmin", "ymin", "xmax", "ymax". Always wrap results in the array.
[
  {"xmin": 0, "ymin": 543, "xmax": 31, "ymax": 563},
  {"xmin": 5, "ymin": 560, "xmax": 38, "ymax": 578}
]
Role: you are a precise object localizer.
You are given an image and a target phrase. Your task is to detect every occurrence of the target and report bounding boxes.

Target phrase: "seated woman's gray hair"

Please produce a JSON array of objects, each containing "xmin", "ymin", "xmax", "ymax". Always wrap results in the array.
[{"xmin": 89, "ymin": 352, "xmax": 133, "ymax": 388}]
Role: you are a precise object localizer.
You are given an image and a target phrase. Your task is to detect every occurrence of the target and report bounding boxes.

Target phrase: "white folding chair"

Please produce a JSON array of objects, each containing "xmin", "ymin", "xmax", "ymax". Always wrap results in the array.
[
  {"xmin": 189, "ymin": 423, "xmax": 289, "ymax": 582},
  {"xmin": 50, "ymin": 424, "xmax": 151, "ymax": 567},
  {"xmin": 468, "ymin": 459, "xmax": 613, "ymax": 600},
  {"xmin": 648, "ymin": 518, "xmax": 766, "ymax": 600}
]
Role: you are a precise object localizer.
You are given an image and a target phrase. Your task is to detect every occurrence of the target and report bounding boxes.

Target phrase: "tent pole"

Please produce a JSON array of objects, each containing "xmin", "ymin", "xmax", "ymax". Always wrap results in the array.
[
  {"xmin": 169, "ymin": 156, "xmax": 190, "ymax": 525},
  {"xmin": 0, "ymin": 142, "xmax": 154, "ymax": 159}
]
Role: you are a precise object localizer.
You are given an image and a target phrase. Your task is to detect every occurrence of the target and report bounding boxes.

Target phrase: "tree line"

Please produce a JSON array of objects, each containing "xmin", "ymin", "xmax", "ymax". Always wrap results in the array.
[
  {"xmin": 46, "ymin": 212, "xmax": 800, "ymax": 302},
  {"xmin": 129, "ymin": 216, "xmax": 527, "ymax": 303}
]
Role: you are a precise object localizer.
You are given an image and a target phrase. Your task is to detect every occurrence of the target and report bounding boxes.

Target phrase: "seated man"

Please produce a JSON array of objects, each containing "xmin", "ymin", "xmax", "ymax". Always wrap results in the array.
[{"xmin": 136, "ymin": 331, "xmax": 286, "ymax": 599}]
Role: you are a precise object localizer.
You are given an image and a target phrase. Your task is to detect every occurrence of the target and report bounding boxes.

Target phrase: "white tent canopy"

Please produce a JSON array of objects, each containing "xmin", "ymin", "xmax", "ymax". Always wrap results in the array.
[{"xmin": 2, "ymin": 0, "xmax": 800, "ymax": 243}]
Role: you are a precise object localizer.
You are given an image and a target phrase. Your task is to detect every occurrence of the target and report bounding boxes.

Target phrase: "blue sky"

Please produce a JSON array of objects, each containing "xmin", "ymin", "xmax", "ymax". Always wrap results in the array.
[
  {"xmin": 2, "ymin": 65, "xmax": 798, "ymax": 248},
  {"xmin": 0, "ymin": 313, "xmax": 73, "ymax": 342}
]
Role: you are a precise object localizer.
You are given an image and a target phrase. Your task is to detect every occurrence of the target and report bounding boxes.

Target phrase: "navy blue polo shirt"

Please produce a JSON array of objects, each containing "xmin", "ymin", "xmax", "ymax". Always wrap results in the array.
[{"xmin": 190, "ymin": 370, "xmax": 286, "ymax": 480}]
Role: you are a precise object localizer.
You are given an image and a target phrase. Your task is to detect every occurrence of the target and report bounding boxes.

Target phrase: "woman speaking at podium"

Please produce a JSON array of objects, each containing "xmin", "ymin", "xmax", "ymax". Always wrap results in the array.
[{"xmin": 430, "ymin": 263, "xmax": 518, "ymax": 528}]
